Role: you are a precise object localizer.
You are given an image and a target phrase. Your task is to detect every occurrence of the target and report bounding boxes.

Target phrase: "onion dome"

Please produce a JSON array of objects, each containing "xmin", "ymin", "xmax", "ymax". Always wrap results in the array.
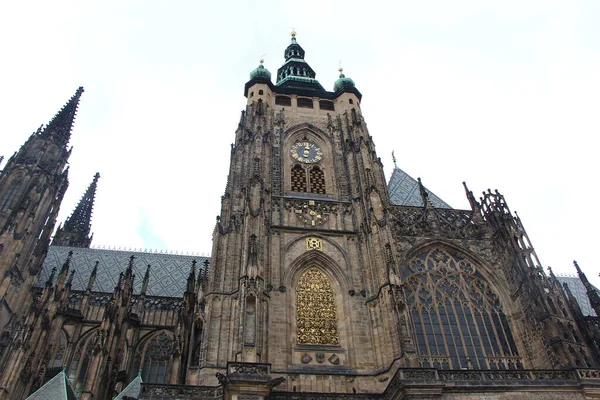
[
  {"xmin": 333, "ymin": 68, "xmax": 356, "ymax": 93},
  {"xmin": 249, "ymin": 59, "xmax": 272, "ymax": 82}
]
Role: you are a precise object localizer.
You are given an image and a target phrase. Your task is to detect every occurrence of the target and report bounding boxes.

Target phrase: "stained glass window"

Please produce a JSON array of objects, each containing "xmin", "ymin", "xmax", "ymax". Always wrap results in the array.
[
  {"xmin": 403, "ymin": 248, "xmax": 520, "ymax": 370},
  {"xmin": 296, "ymin": 268, "xmax": 339, "ymax": 345}
]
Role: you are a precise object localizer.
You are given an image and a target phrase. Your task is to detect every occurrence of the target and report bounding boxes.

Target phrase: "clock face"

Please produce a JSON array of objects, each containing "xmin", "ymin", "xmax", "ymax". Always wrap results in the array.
[{"xmin": 290, "ymin": 142, "xmax": 323, "ymax": 164}]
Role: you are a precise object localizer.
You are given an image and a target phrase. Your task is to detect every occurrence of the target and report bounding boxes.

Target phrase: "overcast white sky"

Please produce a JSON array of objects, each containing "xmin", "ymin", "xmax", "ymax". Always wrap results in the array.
[{"xmin": 1, "ymin": 1, "xmax": 599, "ymax": 287}]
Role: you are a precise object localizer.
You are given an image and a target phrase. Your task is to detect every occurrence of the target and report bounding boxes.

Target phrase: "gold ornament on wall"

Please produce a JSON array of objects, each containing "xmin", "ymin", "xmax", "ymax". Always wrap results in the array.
[
  {"xmin": 306, "ymin": 237, "xmax": 323, "ymax": 251},
  {"xmin": 296, "ymin": 268, "xmax": 339, "ymax": 345}
]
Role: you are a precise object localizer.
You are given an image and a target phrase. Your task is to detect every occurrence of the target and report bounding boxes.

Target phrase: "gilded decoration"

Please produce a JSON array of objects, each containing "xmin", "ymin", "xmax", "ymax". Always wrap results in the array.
[
  {"xmin": 296, "ymin": 268, "xmax": 339, "ymax": 345},
  {"xmin": 306, "ymin": 237, "xmax": 323, "ymax": 251},
  {"xmin": 285, "ymin": 199, "xmax": 337, "ymax": 226},
  {"xmin": 403, "ymin": 247, "xmax": 520, "ymax": 370}
]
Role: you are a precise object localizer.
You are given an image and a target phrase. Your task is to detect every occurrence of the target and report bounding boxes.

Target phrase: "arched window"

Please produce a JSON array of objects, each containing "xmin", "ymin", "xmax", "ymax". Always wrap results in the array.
[
  {"xmin": 68, "ymin": 332, "xmax": 95, "ymax": 392},
  {"xmin": 296, "ymin": 268, "xmax": 339, "ymax": 345},
  {"xmin": 403, "ymin": 248, "xmax": 520, "ymax": 370},
  {"xmin": 141, "ymin": 332, "xmax": 173, "ymax": 384},
  {"xmin": 0, "ymin": 179, "xmax": 21, "ymax": 212},
  {"xmin": 309, "ymin": 166, "xmax": 326, "ymax": 194},
  {"xmin": 49, "ymin": 330, "xmax": 67, "ymax": 369},
  {"xmin": 291, "ymin": 165, "xmax": 307, "ymax": 192}
]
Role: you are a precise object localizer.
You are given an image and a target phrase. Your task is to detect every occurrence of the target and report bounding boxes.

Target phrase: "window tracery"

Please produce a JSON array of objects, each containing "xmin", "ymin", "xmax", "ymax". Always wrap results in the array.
[
  {"xmin": 403, "ymin": 248, "xmax": 520, "ymax": 370},
  {"xmin": 141, "ymin": 331, "xmax": 174, "ymax": 384},
  {"xmin": 296, "ymin": 268, "xmax": 339, "ymax": 345}
]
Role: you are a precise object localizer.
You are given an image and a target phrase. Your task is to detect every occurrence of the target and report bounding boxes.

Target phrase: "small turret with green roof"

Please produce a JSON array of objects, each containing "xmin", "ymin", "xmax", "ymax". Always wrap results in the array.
[
  {"xmin": 334, "ymin": 67, "xmax": 356, "ymax": 93},
  {"xmin": 249, "ymin": 59, "xmax": 272, "ymax": 82}
]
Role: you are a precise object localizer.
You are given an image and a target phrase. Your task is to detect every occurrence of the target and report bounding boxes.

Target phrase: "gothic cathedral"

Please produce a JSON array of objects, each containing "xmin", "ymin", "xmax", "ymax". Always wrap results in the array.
[{"xmin": 0, "ymin": 32, "xmax": 599, "ymax": 400}]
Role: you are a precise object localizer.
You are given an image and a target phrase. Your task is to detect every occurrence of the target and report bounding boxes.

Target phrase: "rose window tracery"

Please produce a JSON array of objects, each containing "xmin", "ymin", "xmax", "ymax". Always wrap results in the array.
[
  {"xmin": 403, "ymin": 248, "xmax": 520, "ymax": 370},
  {"xmin": 296, "ymin": 268, "xmax": 339, "ymax": 345}
]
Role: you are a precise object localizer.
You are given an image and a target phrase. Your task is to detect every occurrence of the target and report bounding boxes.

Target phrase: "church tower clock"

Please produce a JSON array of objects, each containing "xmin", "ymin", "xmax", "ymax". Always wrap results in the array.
[{"xmin": 196, "ymin": 31, "xmax": 403, "ymax": 395}]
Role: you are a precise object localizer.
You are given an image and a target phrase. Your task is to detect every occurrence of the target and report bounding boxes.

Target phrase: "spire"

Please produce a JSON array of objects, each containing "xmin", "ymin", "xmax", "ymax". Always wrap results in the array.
[
  {"xmin": 141, "ymin": 264, "xmax": 151, "ymax": 296},
  {"xmin": 56, "ymin": 251, "xmax": 73, "ymax": 291},
  {"xmin": 574, "ymin": 260, "xmax": 600, "ymax": 315},
  {"xmin": 66, "ymin": 269, "xmax": 76, "ymax": 288},
  {"xmin": 53, "ymin": 172, "xmax": 100, "ymax": 248},
  {"xmin": 87, "ymin": 261, "xmax": 99, "ymax": 291},
  {"xmin": 40, "ymin": 87, "xmax": 84, "ymax": 146},
  {"xmin": 45, "ymin": 267, "xmax": 57, "ymax": 288},
  {"xmin": 187, "ymin": 260, "xmax": 197, "ymax": 294},
  {"xmin": 417, "ymin": 177, "xmax": 432, "ymax": 209}
]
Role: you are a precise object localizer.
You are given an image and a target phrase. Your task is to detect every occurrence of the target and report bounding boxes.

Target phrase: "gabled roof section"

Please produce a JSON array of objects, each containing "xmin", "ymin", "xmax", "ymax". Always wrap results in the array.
[
  {"xmin": 37, "ymin": 246, "xmax": 209, "ymax": 298},
  {"xmin": 26, "ymin": 370, "xmax": 77, "ymax": 400},
  {"xmin": 388, "ymin": 167, "xmax": 452, "ymax": 209},
  {"xmin": 557, "ymin": 275, "xmax": 600, "ymax": 317},
  {"xmin": 114, "ymin": 372, "xmax": 143, "ymax": 400}
]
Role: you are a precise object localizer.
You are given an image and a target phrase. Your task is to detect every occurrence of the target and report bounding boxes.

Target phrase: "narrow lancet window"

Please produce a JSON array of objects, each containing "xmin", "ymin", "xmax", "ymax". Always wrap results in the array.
[{"xmin": 296, "ymin": 268, "xmax": 339, "ymax": 345}]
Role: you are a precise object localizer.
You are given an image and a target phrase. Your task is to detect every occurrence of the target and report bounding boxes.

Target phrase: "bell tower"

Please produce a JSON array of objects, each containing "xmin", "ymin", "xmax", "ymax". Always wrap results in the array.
[{"xmin": 196, "ymin": 32, "xmax": 401, "ymax": 395}]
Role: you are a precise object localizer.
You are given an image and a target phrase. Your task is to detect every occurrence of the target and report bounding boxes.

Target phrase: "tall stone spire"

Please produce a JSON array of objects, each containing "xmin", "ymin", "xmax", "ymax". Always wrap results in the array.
[
  {"xmin": 40, "ymin": 86, "xmax": 84, "ymax": 146},
  {"xmin": 574, "ymin": 260, "xmax": 600, "ymax": 316},
  {"xmin": 52, "ymin": 172, "xmax": 100, "ymax": 248}
]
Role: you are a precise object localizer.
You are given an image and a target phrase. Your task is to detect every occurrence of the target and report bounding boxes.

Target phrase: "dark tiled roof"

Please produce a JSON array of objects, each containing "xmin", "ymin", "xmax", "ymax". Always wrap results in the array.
[
  {"xmin": 556, "ymin": 275, "xmax": 599, "ymax": 317},
  {"xmin": 37, "ymin": 246, "xmax": 209, "ymax": 298},
  {"xmin": 387, "ymin": 167, "xmax": 452, "ymax": 209}
]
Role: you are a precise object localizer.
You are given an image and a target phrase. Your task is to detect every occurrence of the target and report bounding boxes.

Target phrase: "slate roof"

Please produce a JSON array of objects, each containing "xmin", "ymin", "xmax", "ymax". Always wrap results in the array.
[
  {"xmin": 114, "ymin": 373, "xmax": 142, "ymax": 400},
  {"xmin": 26, "ymin": 370, "xmax": 77, "ymax": 400},
  {"xmin": 387, "ymin": 167, "xmax": 452, "ymax": 209},
  {"xmin": 37, "ymin": 246, "xmax": 209, "ymax": 298},
  {"xmin": 556, "ymin": 275, "xmax": 600, "ymax": 317}
]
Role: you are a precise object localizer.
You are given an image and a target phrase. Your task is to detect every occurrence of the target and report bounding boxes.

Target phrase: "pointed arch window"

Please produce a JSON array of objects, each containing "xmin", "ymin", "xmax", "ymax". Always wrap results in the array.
[
  {"xmin": 68, "ymin": 332, "xmax": 96, "ymax": 392},
  {"xmin": 403, "ymin": 248, "xmax": 520, "ymax": 370},
  {"xmin": 291, "ymin": 165, "xmax": 307, "ymax": 192},
  {"xmin": 309, "ymin": 166, "xmax": 326, "ymax": 194},
  {"xmin": 0, "ymin": 179, "xmax": 21, "ymax": 212},
  {"xmin": 296, "ymin": 268, "xmax": 339, "ymax": 345},
  {"xmin": 141, "ymin": 331, "xmax": 173, "ymax": 384},
  {"xmin": 49, "ymin": 330, "xmax": 68, "ymax": 369}
]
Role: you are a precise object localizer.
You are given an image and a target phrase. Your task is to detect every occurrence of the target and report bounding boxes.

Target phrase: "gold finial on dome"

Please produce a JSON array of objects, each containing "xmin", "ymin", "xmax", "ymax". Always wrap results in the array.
[
  {"xmin": 338, "ymin": 67, "xmax": 343, "ymax": 73},
  {"xmin": 260, "ymin": 53, "xmax": 266, "ymax": 64},
  {"xmin": 291, "ymin": 27, "xmax": 296, "ymax": 37}
]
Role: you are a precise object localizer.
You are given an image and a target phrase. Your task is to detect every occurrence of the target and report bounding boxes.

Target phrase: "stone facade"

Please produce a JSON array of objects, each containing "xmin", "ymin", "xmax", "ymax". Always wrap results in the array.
[{"xmin": 1, "ymin": 34, "xmax": 600, "ymax": 400}]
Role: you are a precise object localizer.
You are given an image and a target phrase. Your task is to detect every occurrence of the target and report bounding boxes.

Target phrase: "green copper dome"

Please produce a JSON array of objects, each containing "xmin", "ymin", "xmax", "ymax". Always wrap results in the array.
[
  {"xmin": 333, "ymin": 69, "xmax": 356, "ymax": 93},
  {"xmin": 250, "ymin": 61, "xmax": 272, "ymax": 81}
]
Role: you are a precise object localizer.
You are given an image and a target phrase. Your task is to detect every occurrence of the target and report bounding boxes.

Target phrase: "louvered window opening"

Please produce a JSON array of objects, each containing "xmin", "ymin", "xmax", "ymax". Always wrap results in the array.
[
  {"xmin": 291, "ymin": 165, "xmax": 307, "ymax": 192},
  {"xmin": 309, "ymin": 167, "xmax": 326, "ymax": 194}
]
